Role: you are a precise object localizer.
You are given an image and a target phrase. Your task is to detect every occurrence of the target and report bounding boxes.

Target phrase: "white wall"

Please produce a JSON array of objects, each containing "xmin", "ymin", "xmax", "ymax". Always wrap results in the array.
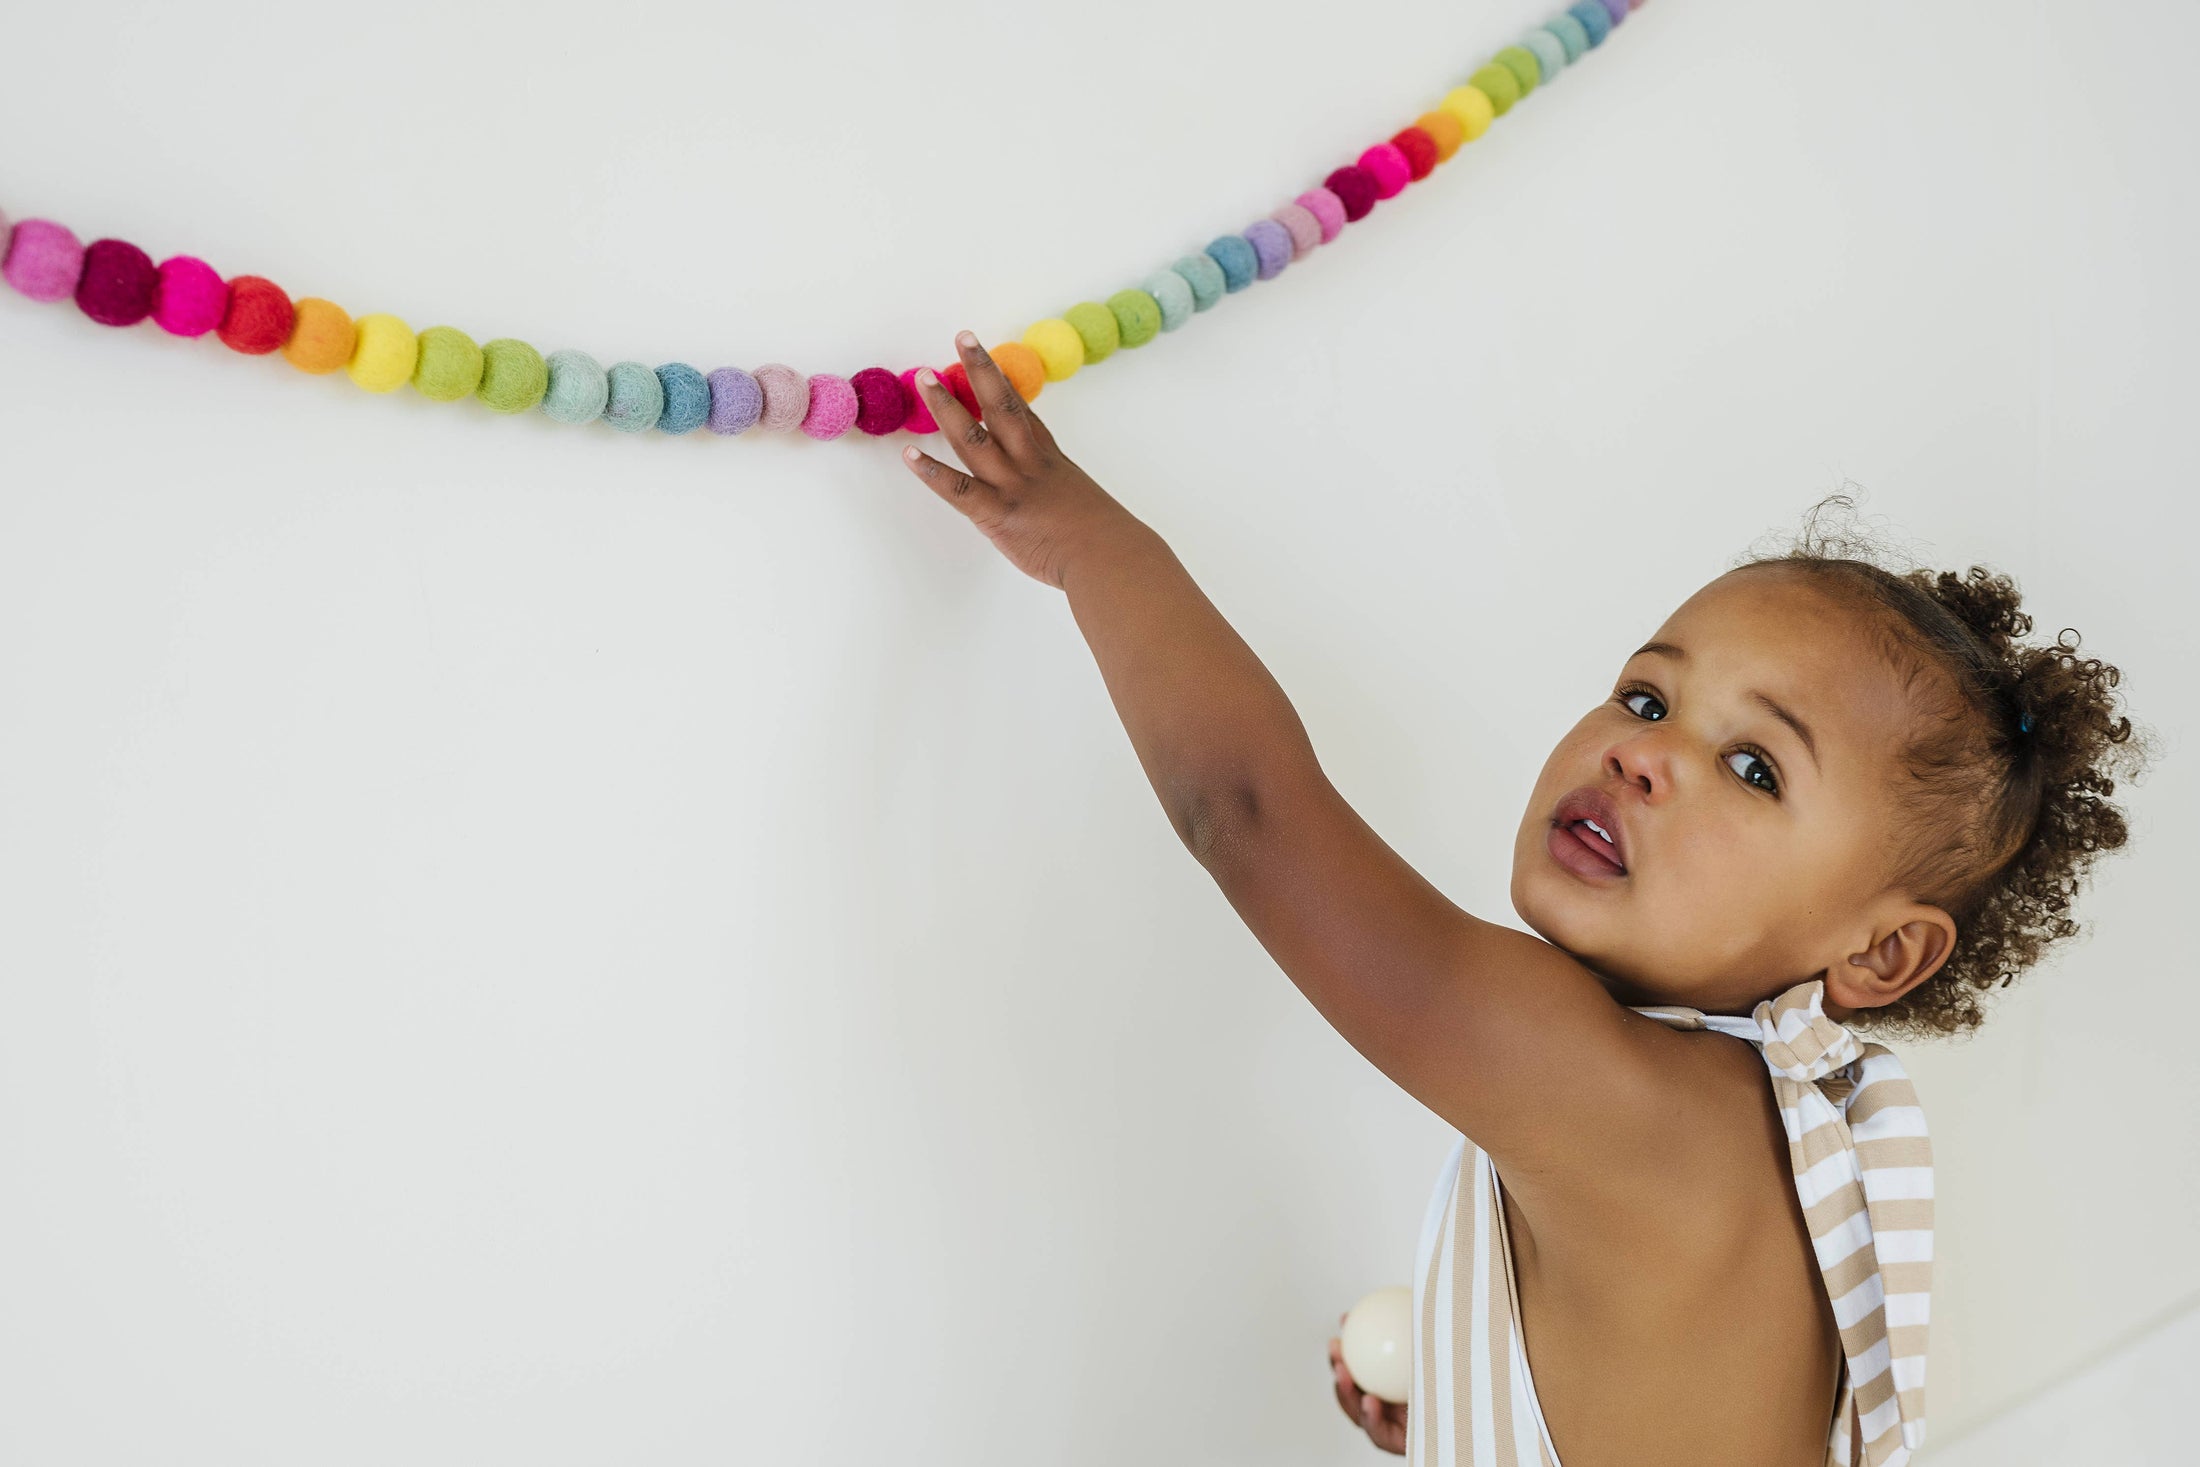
[{"xmin": 0, "ymin": 2, "xmax": 2190, "ymax": 1462}]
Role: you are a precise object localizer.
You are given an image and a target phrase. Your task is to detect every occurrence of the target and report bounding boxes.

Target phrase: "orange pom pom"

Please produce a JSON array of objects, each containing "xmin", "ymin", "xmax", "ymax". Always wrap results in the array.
[
  {"xmin": 991, "ymin": 341, "xmax": 1046, "ymax": 403},
  {"xmin": 283, "ymin": 297, "xmax": 355, "ymax": 374},
  {"xmin": 1415, "ymin": 108, "xmax": 1466, "ymax": 162}
]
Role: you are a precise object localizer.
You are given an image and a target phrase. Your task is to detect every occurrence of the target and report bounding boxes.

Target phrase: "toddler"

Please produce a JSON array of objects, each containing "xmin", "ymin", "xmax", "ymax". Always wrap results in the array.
[{"xmin": 898, "ymin": 333, "xmax": 2148, "ymax": 1467}]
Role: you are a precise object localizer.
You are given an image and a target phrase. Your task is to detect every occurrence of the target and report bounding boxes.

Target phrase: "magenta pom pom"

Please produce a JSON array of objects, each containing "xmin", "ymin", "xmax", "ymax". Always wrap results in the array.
[
  {"xmin": 898, "ymin": 368, "xmax": 942, "ymax": 434},
  {"xmin": 1322, "ymin": 166, "xmax": 1378, "ymax": 222},
  {"xmin": 850, "ymin": 366, "xmax": 912, "ymax": 435},
  {"xmin": 2, "ymin": 218, "xmax": 86, "ymax": 303},
  {"xmin": 1358, "ymin": 143, "xmax": 1412, "ymax": 200},
  {"xmin": 800, "ymin": 373, "xmax": 859, "ymax": 441},
  {"xmin": 1295, "ymin": 187, "xmax": 1347, "ymax": 243},
  {"xmin": 1270, "ymin": 202, "xmax": 1324, "ymax": 259},
  {"xmin": 151, "ymin": 255, "xmax": 228, "ymax": 337},
  {"xmin": 74, "ymin": 238, "xmax": 159, "ymax": 326}
]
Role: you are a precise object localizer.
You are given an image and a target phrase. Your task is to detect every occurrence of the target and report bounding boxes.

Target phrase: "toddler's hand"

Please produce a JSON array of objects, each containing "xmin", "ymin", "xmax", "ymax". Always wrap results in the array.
[
  {"xmin": 1330, "ymin": 1312, "xmax": 1408, "ymax": 1455},
  {"xmin": 901, "ymin": 332, "xmax": 1143, "ymax": 591}
]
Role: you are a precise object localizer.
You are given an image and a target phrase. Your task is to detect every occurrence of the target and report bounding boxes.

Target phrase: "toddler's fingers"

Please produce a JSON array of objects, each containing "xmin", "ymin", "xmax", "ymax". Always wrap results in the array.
[
  {"xmin": 902, "ymin": 445, "xmax": 1002, "ymax": 524},
  {"xmin": 910, "ymin": 365, "xmax": 1015, "ymax": 484},
  {"xmin": 949, "ymin": 330, "xmax": 1047, "ymax": 459}
]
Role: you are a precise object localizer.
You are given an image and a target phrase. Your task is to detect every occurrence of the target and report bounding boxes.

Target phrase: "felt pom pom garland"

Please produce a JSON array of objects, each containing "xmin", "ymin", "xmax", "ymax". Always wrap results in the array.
[{"xmin": 0, "ymin": 2, "xmax": 1644, "ymax": 443}]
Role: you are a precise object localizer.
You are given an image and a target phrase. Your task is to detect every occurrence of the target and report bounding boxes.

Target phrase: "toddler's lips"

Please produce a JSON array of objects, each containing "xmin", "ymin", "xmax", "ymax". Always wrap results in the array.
[{"xmin": 1547, "ymin": 821, "xmax": 1628, "ymax": 881}]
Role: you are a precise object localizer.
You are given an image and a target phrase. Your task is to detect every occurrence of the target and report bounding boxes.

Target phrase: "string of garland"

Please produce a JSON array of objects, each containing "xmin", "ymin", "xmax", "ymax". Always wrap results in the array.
[{"xmin": 0, "ymin": 2, "xmax": 1644, "ymax": 443}]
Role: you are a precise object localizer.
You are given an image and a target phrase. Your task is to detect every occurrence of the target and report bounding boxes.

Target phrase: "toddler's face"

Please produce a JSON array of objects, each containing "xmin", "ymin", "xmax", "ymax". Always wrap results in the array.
[{"xmin": 1509, "ymin": 566, "xmax": 1922, "ymax": 1017}]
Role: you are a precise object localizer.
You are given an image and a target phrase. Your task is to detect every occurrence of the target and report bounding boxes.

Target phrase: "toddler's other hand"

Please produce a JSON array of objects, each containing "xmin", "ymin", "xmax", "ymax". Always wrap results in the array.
[
  {"xmin": 901, "ymin": 331, "xmax": 1143, "ymax": 591},
  {"xmin": 1330, "ymin": 1312, "xmax": 1408, "ymax": 1455}
]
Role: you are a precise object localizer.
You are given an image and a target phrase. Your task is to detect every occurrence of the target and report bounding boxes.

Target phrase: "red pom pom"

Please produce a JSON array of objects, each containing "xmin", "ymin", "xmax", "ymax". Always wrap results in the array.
[
  {"xmin": 217, "ymin": 274, "xmax": 295, "ymax": 355},
  {"xmin": 850, "ymin": 366, "xmax": 912, "ymax": 435},
  {"xmin": 1390, "ymin": 127, "xmax": 1439, "ymax": 182},
  {"xmin": 941, "ymin": 362, "xmax": 983, "ymax": 421}
]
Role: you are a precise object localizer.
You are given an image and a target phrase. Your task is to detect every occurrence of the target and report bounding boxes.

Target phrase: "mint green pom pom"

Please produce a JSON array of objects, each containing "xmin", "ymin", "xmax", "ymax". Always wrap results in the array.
[
  {"xmin": 541, "ymin": 349, "xmax": 610, "ymax": 424},
  {"xmin": 603, "ymin": 360, "xmax": 664, "ymax": 433}
]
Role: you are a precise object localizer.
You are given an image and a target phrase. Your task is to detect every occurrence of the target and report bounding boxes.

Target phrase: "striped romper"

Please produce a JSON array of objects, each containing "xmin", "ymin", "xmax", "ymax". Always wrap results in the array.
[{"xmin": 1406, "ymin": 978, "xmax": 1933, "ymax": 1467}]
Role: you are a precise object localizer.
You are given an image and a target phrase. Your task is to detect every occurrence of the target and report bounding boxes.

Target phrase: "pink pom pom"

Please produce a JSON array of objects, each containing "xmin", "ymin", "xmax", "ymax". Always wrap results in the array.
[
  {"xmin": 152, "ymin": 255, "xmax": 228, "ymax": 337},
  {"xmin": 1270, "ymin": 202, "xmax": 1324, "ymax": 259},
  {"xmin": 2, "ymin": 218, "xmax": 85, "ymax": 303},
  {"xmin": 800, "ymin": 373, "xmax": 859, "ymax": 441},
  {"xmin": 1295, "ymin": 187, "xmax": 1347, "ymax": 244},
  {"xmin": 1358, "ymin": 143, "xmax": 1412, "ymax": 200},
  {"xmin": 898, "ymin": 367, "xmax": 941, "ymax": 433}
]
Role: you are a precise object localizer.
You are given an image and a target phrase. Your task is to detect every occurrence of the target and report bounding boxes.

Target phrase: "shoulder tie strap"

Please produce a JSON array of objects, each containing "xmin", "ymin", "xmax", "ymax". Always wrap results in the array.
[{"xmin": 1633, "ymin": 979, "xmax": 1933, "ymax": 1467}]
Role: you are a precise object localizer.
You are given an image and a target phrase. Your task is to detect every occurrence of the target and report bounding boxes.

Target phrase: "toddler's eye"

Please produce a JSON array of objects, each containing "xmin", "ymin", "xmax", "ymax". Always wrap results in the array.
[
  {"xmin": 1618, "ymin": 687, "xmax": 1666, "ymax": 720},
  {"xmin": 1727, "ymin": 749, "xmax": 1780, "ymax": 795}
]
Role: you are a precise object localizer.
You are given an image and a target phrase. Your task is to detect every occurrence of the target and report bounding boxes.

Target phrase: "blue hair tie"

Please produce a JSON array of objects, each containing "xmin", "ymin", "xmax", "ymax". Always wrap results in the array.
[{"xmin": 2018, "ymin": 712, "xmax": 2033, "ymax": 734}]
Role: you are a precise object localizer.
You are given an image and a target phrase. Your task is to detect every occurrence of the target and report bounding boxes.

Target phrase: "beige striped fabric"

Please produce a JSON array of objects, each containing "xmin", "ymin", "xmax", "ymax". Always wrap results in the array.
[{"xmin": 1407, "ymin": 978, "xmax": 1932, "ymax": 1467}]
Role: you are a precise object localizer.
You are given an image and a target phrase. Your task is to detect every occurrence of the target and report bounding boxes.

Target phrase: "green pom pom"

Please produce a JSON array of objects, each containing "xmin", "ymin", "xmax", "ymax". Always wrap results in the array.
[
  {"xmin": 1469, "ymin": 63, "xmax": 1521, "ymax": 115},
  {"xmin": 1494, "ymin": 46, "xmax": 1541, "ymax": 98},
  {"xmin": 413, "ymin": 325, "xmax": 484, "ymax": 402},
  {"xmin": 1106, "ymin": 289, "xmax": 1162, "ymax": 349},
  {"xmin": 1063, "ymin": 301, "xmax": 1120, "ymax": 364},
  {"xmin": 477, "ymin": 338, "xmax": 548, "ymax": 414}
]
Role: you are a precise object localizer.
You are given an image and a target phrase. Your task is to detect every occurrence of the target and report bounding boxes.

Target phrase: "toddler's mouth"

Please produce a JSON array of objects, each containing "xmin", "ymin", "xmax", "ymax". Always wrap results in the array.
[{"xmin": 1549, "ymin": 786, "xmax": 1630, "ymax": 875}]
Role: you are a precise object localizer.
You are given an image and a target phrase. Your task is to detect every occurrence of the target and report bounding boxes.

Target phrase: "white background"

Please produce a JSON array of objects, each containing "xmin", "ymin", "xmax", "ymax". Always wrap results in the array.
[{"xmin": 1, "ymin": 1, "xmax": 2193, "ymax": 1462}]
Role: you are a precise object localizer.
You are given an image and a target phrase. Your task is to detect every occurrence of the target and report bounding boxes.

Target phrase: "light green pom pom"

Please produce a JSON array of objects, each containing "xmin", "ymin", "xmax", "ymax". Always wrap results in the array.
[
  {"xmin": 477, "ymin": 338, "xmax": 548, "ymax": 414},
  {"xmin": 1063, "ymin": 301, "xmax": 1120, "ymax": 364},
  {"xmin": 413, "ymin": 326, "xmax": 484, "ymax": 402}
]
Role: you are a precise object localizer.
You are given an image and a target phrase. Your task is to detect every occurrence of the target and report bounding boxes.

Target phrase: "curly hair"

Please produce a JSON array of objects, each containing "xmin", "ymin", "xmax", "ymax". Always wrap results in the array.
[{"xmin": 1729, "ymin": 492, "xmax": 2155, "ymax": 1039}]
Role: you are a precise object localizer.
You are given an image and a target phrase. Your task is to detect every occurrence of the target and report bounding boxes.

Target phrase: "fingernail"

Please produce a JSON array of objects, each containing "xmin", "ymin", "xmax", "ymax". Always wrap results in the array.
[
  {"xmin": 916, "ymin": 368, "xmax": 938, "ymax": 388},
  {"xmin": 956, "ymin": 331, "xmax": 977, "ymax": 349},
  {"xmin": 902, "ymin": 445, "xmax": 919, "ymax": 462}
]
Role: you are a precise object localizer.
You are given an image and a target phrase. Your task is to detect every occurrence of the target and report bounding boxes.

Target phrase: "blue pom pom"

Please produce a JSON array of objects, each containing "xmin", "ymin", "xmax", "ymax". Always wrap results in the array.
[
  {"xmin": 655, "ymin": 362, "xmax": 711, "ymax": 434},
  {"xmin": 1205, "ymin": 234, "xmax": 1259, "ymax": 293}
]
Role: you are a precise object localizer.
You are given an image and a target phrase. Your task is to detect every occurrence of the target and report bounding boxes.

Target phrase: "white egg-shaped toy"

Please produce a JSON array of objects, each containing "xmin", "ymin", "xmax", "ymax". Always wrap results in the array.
[{"xmin": 1339, "ymin": 1285, "xmax": 1414, "ymax": 1405}]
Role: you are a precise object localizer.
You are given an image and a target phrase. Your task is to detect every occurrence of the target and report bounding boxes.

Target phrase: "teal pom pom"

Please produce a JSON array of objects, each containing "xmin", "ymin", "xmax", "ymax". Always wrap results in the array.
[
  {"xmin": 1141, "ymin": 268, "xmax": 1196, "ymax": 332},
  {"xmin": 655, "ymin": 362, "xmax": 710, "ymax": 434},
  {"xmin": 1172, "ymin": 254, "xmax": 1227, "ymax": 310},
  {"xmin": 604, "ymin": 361, "xmax": 665, "ymax": 433}
]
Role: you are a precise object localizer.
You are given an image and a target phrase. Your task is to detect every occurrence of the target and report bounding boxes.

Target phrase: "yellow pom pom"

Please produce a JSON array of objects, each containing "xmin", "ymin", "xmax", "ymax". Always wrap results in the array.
[
  {"xmin": 347, "ymin": 313, "xmax": 419, "ymax": 394},
  {"xmin": 1022, "ymin": 318, "xmax": 1085, "ymax": 382},
  {"xmin": 1439, "ymin": 85, "xmax": 1495, "ymax": 143}
]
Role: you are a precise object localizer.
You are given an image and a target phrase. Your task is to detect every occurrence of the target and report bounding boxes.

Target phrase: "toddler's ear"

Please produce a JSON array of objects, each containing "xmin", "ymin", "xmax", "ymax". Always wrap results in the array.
[{"xmin": 1826, "ymin": 904, "xmax": 1957, "ymax": 1013}]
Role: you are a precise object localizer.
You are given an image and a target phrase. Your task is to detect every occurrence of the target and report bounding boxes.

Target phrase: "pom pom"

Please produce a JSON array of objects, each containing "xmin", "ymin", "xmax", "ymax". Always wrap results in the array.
[
  {"xmin": 1518, "ymin": 30, "xmax": 1567, "ymax": 84},
  {"xmin": 1269, "ymin": 201, "xmax": 1323, "ymax": 258},
  {"xmin": 990, "ymin": 341, "xmax": 1047, "ymax": 402},
  {"xmin": 1468, "ymin": 64, "xmax": 1521, "ymax": 116},
  {"xmin": 218, "ymin": 275, "xmax": 294, "ymax": 355},
  {"xmin": 706, "ymin": 367, "xmax": 764, "ymax": 435},
  {"xmin": 897, "ymin": 367, "xmax": 941, "ymax": 432},
  {"xmin": 1440, "ymin": 85, "xmax": 1495, "ymax": 141},
  {"xmin": 1107, "ymin": 287, "xmax": 1164, "ymax": 344},
  {"xmin": 347, "ymin": 313, "xmax": 419, "ymax": 393},
  {"xmin": 1022, "ymin": 318, "xmax": 1085, "ymax": 382},
  {"xmin": 851, "ymin": 366, "xmax": 913, "ymax": 434},
  {"xmin": 1357, "ymin": 143, "xmax": 1411, "ymax": 199},
  {"xmin": 1171, "ymin": 253, "xmax": 1227, "ymax": 309},
  {"xmin": 540, "ymin": 348, "xmax": 610, "ymax": 423},
  {"xmin": 1064, "ymin": 301, "xmax": 1121, "ymax": 361},
  {"xmin": 1389, "ymin": 127, "xmax": 1439, "ymax": 181},
  {"xmin": 1415, "ymin": 110, "xmax": 1466, "ymax": 163},
  {"xmin": 1568, "ymin": 1, "xmax": 1612, "ymax": 46},
  {"xmin": 1294, "ymin": 188, "xmax": 1347, "ymax": 242},
  {"xmin": 75, "ymin": 239, "xmax": 158, "ymax": 327},
  {"xmin": 604, "ymin": 360, "xmax": 665, "ymax": 433},
  {"xmin": 2, "ymin": 219, "xmax": 84, "ymax": 303},
  {"xmin": 284, "ymin": 298, "xmax": 355, "ymax": 374},
  {"xmin": 940, "ymin": 362, "xmax": 983, "ymax": 419},
  {"xmin": 1322, "ymin": 166, "xmax": 1378, "ymax": 222},
  {"xmin": 1543, "ymin": 15, "xmax": 1590, "ymax": 63},
  {"xmin": 1494, "ymin": 46, "xmax": 1541, "ymax": 97},
  {"xmin": 1140, "ymin": 267, "xmax": 1196, "ymax": 331},
  {"xmin": 152, "ymin": 256, "xmax": 228, "ymax": 337},
  {"xmin": 1599, "ymin": 0, "xmax": 1631, "ymax": 25},
  {"xmin": 656, "ymin": 362, "xmax": 711, "ymax": 433},
  {"xmin": 754, "ymin": 364, "xmax": 810, "ymax": 431},
  {"xmin": 1241, "ymin": 220, "xmax": 1292, "ymax": 281},
  {"xmin": 1205, "ymin": 234, "xmax": 1258, "ymax": 291},
  {"xmin": 476, "ymin": 338, "xmax": 548, "ymax": 413},
  {"xmin": 413, "ymin": 325, "xmax": 484, "ymax": 402},
  {"xmin": 800, "ymin": 373, "xmax": 858, "ymax": 441}
]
